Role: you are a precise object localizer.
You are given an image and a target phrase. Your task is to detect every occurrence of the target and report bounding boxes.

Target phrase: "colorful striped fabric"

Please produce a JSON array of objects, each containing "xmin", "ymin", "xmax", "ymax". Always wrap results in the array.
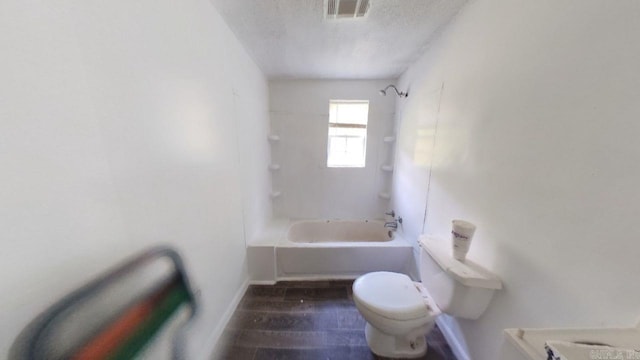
[
  {"xmin": 10, "ymin": 247, "xmax": 197, "ymax": 360},
  {"xmin": 71, "ymin": 277, "xmax": 190, "ymax": 360}
]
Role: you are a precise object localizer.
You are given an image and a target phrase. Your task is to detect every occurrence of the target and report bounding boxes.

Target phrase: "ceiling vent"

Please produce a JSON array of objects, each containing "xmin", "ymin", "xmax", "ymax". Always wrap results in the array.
[{"xmin": 326, "ymin": 0, "xmax": 370, "ymax": 19}]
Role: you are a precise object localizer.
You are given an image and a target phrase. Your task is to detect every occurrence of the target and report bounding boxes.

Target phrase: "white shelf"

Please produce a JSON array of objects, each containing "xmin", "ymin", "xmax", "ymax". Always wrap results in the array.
[
  {"xmin": 381, "ymin": 164, "xmax": 394, "ymax": 172},
  {"xmin": 383, "ymin": 136, "xmax": 396, "ymax": 143},
  {"xmin": 270, "ymin": 191, "xmax": 282, "ymax": 198},
  {"xmin": 378, "ymin": 192, "xmax": 391, "ymax": 200},
  {"xmin": 268, "ymin": 134, "xmax": 280, "ymax": 142},
  {"xmin": 268, "ymin": 164, "xmax": 281, "ymax": 171}
]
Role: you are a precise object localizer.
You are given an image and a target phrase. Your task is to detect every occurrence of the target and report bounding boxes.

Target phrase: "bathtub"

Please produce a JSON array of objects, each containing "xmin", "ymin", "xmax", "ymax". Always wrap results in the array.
[
  {"xmin": 276, "ymin": 219, "xmax": 413, "ymax": 279},
  {"xmin": 288, "ymin": 219, "xmax": 393, "ymax": 243}
]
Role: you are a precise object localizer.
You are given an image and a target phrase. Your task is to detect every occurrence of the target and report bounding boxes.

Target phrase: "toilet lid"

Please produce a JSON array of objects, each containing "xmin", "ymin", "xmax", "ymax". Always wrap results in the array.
[{"xmin": 353, "ymin": 272, "xmax": 428, "ymax": 321}]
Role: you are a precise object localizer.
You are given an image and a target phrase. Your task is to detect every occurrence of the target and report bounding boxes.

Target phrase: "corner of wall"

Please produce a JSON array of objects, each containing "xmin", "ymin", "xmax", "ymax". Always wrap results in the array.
[
  {"xmin": 436, "ymin": 317, "xmax": 471, "ymax": 360},
  {"xmin": 198, "ymin": 277, "xmax": 250, "ymax": 360}
]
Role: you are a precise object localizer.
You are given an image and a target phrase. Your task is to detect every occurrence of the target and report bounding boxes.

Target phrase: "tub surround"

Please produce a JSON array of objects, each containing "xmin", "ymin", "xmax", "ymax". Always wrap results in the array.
[{"xmin": 268, "ymin": 80, "xmax": 397, "ymax": 220}]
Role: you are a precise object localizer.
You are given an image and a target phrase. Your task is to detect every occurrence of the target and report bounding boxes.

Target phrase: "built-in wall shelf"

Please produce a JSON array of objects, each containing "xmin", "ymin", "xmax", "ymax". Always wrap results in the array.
[
  {"xmin": 383, "ymin": 136, "xmax": 396, "ymax": 143},
  {"xmin": 381, "ymin": 165, "xmax": 394, "ymax": 172},
  {"xmin": 378, "ymin": 192, "xmax": 391, "ymax": 200},
  {"xmin": 268, "ymin": 135, "xmax": 280, "ymax": 200}
]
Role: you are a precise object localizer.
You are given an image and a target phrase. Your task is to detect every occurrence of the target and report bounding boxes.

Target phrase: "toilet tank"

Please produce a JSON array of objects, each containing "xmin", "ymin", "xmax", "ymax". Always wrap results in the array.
[{"xmin": 419, "ymin": 235, "xmax": 502, "ymax": 320}]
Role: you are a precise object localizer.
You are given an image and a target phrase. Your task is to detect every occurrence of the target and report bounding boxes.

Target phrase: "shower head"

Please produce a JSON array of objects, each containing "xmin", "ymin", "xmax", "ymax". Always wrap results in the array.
[{"xmin": 379, "ymin": 85, "xmax": 408, "ymax": 98}]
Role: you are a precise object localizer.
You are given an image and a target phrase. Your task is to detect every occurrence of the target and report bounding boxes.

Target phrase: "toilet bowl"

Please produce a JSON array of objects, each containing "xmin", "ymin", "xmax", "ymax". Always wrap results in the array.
[
  {"xmin": 352, "ymin": 235, "xmax": 502, "ymax": 359},
  {"xmin": 353, "ymin": 272, "xmax": 440, "ymax": 358}
]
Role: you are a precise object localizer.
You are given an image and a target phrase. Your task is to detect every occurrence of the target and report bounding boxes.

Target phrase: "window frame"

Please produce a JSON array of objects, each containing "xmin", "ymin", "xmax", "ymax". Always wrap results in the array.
[{"xmin": 326, "ymin": 100, "xmax": 369, "ymax": 168}]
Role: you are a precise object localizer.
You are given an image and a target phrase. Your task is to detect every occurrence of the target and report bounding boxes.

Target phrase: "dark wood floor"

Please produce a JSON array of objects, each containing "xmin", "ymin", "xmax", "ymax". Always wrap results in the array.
[{"xmin": 212, "ymin": 280, "xmax": 457, "ymax": 360}]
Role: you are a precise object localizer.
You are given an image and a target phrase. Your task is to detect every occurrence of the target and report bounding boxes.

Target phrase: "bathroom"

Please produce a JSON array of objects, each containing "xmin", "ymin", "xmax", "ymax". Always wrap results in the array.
[{"xmin": 2, "ymin": 0, "xmax": 640, "ymax": 359}]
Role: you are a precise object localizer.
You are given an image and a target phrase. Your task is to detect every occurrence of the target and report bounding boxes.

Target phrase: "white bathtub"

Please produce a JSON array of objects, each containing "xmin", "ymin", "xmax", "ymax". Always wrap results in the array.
[
  {"xmin": 276, "ymin": 220, "xmax": 413, "ymax": 279},
  {"xmin": 288, "ymin": 219, "xmax": 393, "ymax": 243}
]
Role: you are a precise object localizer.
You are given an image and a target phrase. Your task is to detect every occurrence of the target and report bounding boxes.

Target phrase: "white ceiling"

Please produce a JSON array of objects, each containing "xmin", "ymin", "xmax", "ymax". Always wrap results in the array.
[{"xmin": 209, "ymin": 0, "xmax": 468, "ymax": 79}]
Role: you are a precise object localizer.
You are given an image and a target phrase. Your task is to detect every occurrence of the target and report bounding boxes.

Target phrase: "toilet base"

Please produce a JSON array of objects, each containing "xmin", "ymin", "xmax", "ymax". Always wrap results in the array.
[{"xmin": 364, "ymin": 322, "xmax": 428, "ymax": 359}]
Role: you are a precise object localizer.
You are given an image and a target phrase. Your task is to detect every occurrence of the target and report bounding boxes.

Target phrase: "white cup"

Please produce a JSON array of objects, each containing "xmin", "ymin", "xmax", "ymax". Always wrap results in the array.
[{"xmin": 451, "ymin": 220, "xmax": 476, "ymax": 261}]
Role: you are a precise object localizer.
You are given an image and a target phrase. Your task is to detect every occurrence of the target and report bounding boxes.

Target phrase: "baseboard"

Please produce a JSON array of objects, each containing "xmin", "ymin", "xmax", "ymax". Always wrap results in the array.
[
  {"xmin": 249, "ymin": 280, "xmax": 277, "ymax": 285},
  {"xmin": 198, "ymin": 278, "xmax": 250, "ymax": 360},
  {"xmin": 436, "ymin": 317, "xmax": 471, "ymax": 360},
  {"xmin": 275, "ymin": 275, "xmax": 359, "ymax": 281},
  {"xmin": 250, "ymin": 276, "xmax": 361, "ymax": 285}
]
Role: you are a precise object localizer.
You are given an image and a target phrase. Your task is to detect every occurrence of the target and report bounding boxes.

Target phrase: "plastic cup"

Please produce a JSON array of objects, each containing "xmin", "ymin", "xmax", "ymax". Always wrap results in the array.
[{"xmin": 451, "ymin": 220, "xmax": 476, "ymax": 261}]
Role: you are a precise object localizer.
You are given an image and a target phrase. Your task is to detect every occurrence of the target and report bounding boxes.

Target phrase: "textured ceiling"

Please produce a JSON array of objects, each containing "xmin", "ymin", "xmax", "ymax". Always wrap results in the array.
[{"xmin": 209, "ymin": 0, "xmax": 468, "ymax": 79}]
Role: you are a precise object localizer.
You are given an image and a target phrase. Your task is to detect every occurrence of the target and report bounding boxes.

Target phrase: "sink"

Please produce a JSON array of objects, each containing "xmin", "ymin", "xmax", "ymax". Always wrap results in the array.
[
  {"xmin": 504, "ymin": 322, "xmax": 640, "ymax": 359},
  {"xmin": 544, "ymin": 340, "xmax": 639, "ymax": 360}
]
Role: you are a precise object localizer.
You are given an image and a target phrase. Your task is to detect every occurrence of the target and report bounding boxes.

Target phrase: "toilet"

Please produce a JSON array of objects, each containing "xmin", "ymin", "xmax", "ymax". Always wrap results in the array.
[{"xmin": 352, "ymin": 235, "xmax": 502, "ymax": 358}]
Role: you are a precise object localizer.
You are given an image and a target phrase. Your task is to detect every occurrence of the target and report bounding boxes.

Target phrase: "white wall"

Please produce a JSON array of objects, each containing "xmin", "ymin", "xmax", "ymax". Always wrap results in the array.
[
  {"xmin": 269, "ymin": 80, "xmax": 396, "ymax": 220},
  {"xmin": 392, "ymin": 1, "xmax": 640, "ymax": 359},
  {"xmin": 0, "ymin": 0, "xmax": 271, "ymax": 358}
]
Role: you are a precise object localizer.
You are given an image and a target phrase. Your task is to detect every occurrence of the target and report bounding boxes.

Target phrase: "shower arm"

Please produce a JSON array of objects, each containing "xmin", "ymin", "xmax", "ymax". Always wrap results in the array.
[{"xmin": 381, "ymin": 85, "xmax": 408, "ymax": 98}]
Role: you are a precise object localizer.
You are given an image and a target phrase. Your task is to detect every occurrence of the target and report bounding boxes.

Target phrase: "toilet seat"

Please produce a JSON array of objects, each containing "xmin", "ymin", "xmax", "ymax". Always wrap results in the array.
[{"xmin": 353, "ymin": 271, "xmax": 437, "ymax": 321}]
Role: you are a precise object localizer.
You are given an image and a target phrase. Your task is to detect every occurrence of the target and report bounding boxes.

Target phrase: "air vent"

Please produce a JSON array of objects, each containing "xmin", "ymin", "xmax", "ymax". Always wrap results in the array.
[
  {"xmin": 325, "ymin": 0, "xmax": 370, "ymax": 19},
  {"xmin": 356, "ymin": 0, "xmax": 370, "ymax": 17},
  {"xmin": 327, "ymin": 0, "xmax": 337, "ymax": 16}
]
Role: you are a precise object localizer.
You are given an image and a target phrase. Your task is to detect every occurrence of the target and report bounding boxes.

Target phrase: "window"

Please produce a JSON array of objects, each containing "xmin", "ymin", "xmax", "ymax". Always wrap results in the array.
[{"xmin": 327, "ymin": 100, "xmax": 369, "ymax": 168}]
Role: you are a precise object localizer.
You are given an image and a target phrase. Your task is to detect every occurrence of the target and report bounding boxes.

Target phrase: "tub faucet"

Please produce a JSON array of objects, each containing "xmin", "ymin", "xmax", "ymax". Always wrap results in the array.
[
  {"xmin": 384, "ymin": 217, "xmax": 402, "ymax": 231},
  {"xmin": 384, "ymin": 221, "xmax": 397, "ymax": 230}
]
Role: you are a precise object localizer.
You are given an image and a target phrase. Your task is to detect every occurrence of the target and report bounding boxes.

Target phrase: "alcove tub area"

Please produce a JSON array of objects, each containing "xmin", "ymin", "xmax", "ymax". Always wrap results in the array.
[{"xmin": 247, "ymin": 219, "xmax": 413, "ymax": 284}]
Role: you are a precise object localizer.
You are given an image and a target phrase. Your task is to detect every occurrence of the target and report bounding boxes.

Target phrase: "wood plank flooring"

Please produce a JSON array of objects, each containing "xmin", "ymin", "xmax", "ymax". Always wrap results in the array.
[{"xmin": 212, "ymin": 280, "xmax": 457, "ymax": 360}]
